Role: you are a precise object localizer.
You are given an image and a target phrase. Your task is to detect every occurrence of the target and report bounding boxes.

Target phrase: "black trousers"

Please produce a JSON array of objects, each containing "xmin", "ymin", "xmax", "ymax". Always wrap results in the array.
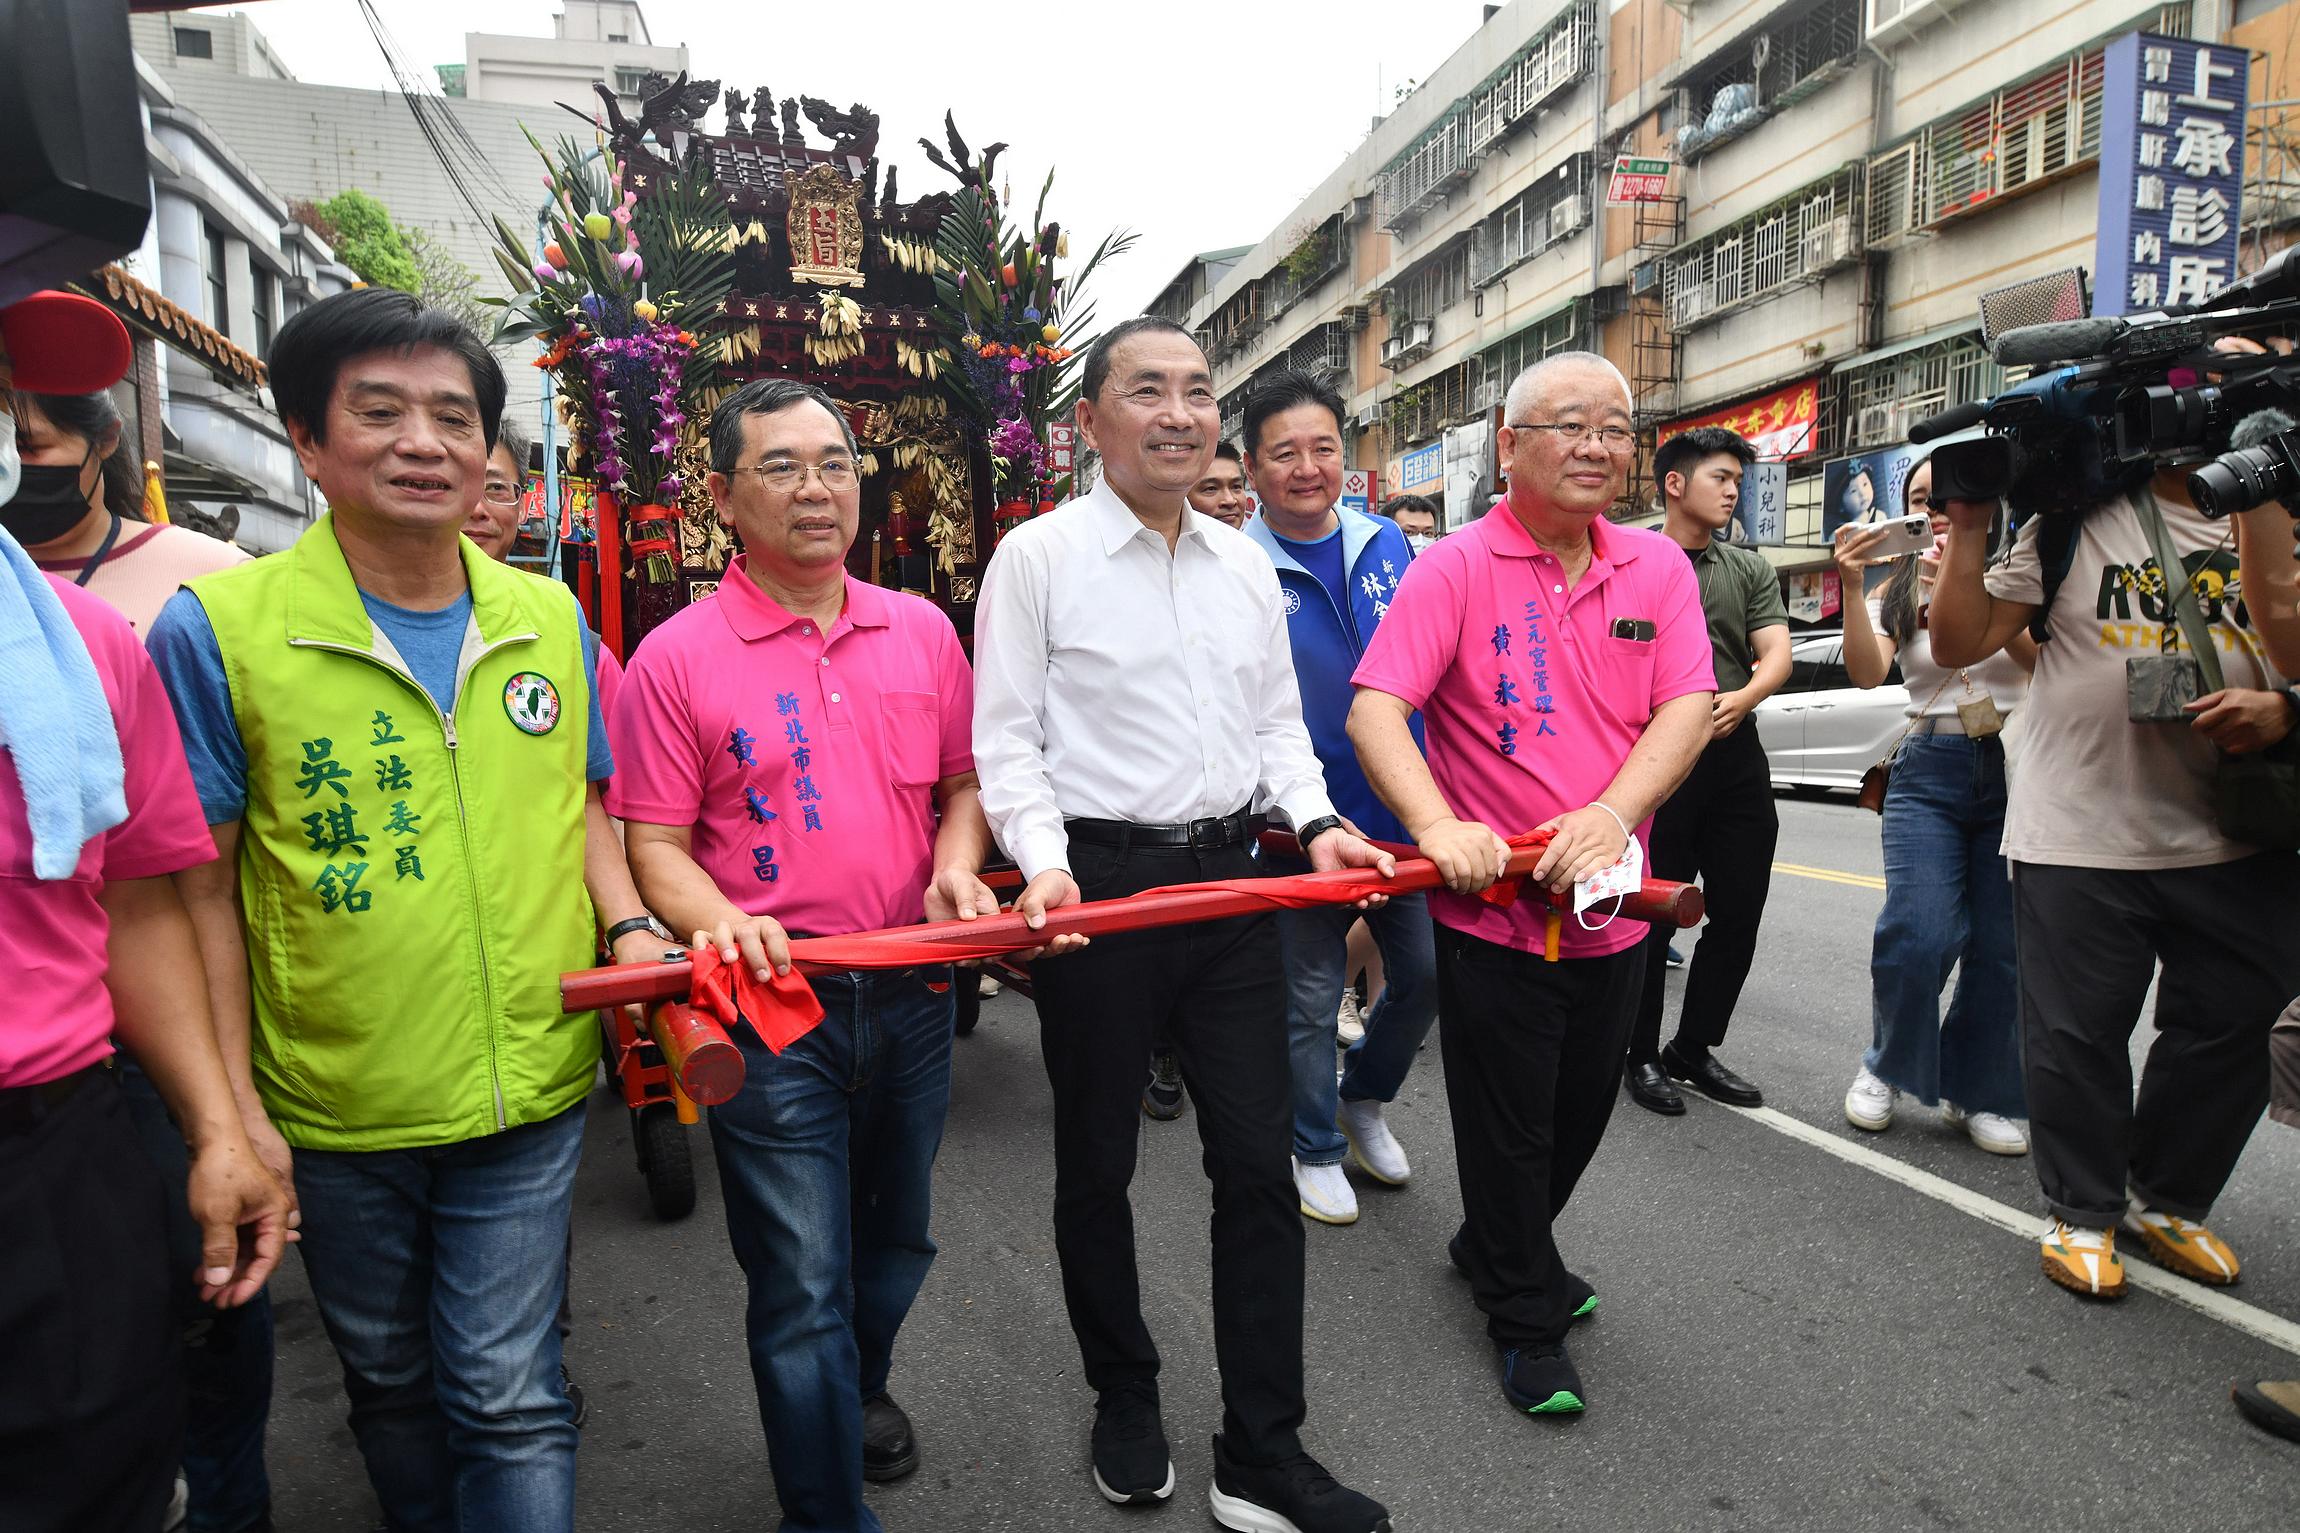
[
  {"xmin": 2012, "ymin": 853, "xmax": 2300, "ymax": 1227},
  {"xmin": 1631, "ymin": 721, "xmax": 1778, "ymax": 1062},
  {"xmin": 1437, "ymin": 925, "xmax": 1642, "ymax": 1349},
  {"xmin": 0, "ymin": 1068, "xmax": 183, "ymax": 1533},
  {"xmin": 1029, "ymin": 835, "xmax": 1305, "ymax": 1464}
]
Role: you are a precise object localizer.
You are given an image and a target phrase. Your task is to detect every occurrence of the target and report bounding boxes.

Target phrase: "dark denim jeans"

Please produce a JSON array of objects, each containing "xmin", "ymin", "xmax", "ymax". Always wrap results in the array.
[
  {"xmin": 709, "ymin": 968, "xmax": 954, "ymax": 1533},
  {"xmin": 1276, "ymin": 891, "xmax": 1439, "ymax": 1165},
  {"xmin": 1865, "ymin": 732, "xmax": 2024, "ymax": 1117},
  {"xmin": 118, "ymin": 1059, "xmax": 274, "ymax": 1533},
  {"xmin": 293, "ymin": 1104, "xmax": 586, "ymax": 1533}
]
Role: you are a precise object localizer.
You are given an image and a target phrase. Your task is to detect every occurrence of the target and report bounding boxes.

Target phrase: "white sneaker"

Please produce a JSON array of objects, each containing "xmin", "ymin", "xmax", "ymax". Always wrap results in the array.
[
  {"xmin": 1335, "ymin": 990, "xmax": 1366, "ymax": 1045},
  {"xmin": 1942, "ymin": 1102, "xmax": 2028, "ymax": 1156},
  {"xmin": 1338, "ymin": 1099, "xmax": 1410, "ymax": 1185},
  {"xmin": 977, "ymin": 973, "xmax": 1002, "ymax": 998},
  {"xmin": 1292, "ymin": 1157, "xmax": 1358, "ymax": 1225},
  {"xmin": 1843, "ymin": 1068, "xmax": 1897, "ymax": 1131}
]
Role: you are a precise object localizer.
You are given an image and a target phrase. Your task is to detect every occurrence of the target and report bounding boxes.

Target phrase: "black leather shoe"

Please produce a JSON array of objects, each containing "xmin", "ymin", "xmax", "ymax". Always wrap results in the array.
[
  {"xmin": 1091, "ymin": 1379, "xmax": 1174, "ymax": 1505},
  {"xmin": 1624, "ymin": 1061, "xmax": 1685, "ymax": 1116},
  {"xmin": 1662, "ymin": 1043, "xmax": 1763, "ymax": 1107},
  {"xmin": 861, "ymin": 1391, "xmax": 919, "ymax": 1483}
]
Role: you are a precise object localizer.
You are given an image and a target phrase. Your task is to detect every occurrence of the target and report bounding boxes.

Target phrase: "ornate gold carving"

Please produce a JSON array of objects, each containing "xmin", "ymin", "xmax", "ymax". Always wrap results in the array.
[{"xmin": 786, "ymin": 164, "xmax": 865, "ymax": 288}]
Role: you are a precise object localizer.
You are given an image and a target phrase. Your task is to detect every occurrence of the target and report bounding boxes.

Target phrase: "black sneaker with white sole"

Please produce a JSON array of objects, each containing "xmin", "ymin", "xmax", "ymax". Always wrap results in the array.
[
  {"xmin": 1208, "ymin": 1432, "xmax": 1390, "ymax": 1533},
  {"xmin": 1091, "ymin": 1379, "xmax": 1174, "ymax": 1505}
]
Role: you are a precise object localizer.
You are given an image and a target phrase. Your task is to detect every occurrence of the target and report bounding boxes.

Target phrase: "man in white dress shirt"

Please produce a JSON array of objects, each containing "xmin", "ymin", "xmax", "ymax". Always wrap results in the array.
[{"xmin": 973, "ymin": 317, "xmax": 1394, "ymax": 1533}]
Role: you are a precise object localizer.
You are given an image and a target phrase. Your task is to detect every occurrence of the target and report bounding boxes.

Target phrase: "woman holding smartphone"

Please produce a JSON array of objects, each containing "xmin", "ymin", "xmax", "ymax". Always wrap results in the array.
[{"xmin": 1833, "ymin": 454, "xmax": 2036, "ymax": 1155}]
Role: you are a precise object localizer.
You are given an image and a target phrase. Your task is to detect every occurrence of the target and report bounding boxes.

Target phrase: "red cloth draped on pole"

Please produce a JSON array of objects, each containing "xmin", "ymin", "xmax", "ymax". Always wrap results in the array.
[{"xmin": 567, "ymin": 830, "xmax": 1705, "ymax": 1058}]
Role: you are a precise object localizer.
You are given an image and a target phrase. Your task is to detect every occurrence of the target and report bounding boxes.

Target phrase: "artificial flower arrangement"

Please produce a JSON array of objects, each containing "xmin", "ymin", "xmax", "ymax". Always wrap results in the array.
[
  {"xmin": 483, "ymin": 129, "xmax": 732, "ymax": 603},
  {"xmin": 921, "ymin": 115, "xmax": 1134, "ymax": 535}
]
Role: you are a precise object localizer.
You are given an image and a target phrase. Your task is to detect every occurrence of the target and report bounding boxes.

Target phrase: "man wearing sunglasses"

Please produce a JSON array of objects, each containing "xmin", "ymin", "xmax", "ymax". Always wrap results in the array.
[{"xmin": 610, "ymin": 377, "xmax": 1015, "ymax": 1531}]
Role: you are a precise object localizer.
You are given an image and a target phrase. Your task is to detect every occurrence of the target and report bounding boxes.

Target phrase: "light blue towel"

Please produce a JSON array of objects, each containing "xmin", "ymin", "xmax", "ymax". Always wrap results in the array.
[{"xmin": 0, "ymin": 525, "xmax": 125, "ymax": 878}]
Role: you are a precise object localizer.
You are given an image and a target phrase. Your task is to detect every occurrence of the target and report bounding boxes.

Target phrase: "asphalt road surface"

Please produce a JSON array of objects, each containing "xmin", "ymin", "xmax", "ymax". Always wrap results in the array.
[{"xmin": 259, "ymin": 795, "xmax": 2300, "ymax": 1531}]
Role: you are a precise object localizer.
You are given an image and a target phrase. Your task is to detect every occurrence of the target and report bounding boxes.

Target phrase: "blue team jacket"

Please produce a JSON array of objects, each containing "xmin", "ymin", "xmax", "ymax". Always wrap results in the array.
[{"xmin": 1247, "ymin": 507, "xmax": 1422, "ymax": 847}]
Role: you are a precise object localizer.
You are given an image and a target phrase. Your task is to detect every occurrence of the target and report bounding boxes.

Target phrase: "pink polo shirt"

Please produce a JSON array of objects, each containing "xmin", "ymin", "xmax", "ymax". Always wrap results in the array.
[
  {"xmin": 1352, "ymin": 501, "xmax": 1712, "ymax": 958},
  {"xmin": 608, "ymin": 557, "xmax": 974, "ymax": 937},
  {"xmin": 1, "ymin": 578, "xmax": 216, "ymax": 1086}
]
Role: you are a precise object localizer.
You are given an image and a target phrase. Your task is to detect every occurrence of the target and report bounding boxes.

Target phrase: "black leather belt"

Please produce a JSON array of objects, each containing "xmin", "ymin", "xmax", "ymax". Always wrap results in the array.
[
  {"xmin": 1065, "ymin": 809, "xmax": 1266, "ymax": 850},
  {"xmin": 0, "ymin": 1063, "xmax": 102, "ymax": 1135}
]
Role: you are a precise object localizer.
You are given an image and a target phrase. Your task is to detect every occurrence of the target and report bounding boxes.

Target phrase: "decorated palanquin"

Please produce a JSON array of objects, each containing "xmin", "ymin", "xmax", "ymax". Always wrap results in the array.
[{"xmin": 490, "ymin": 74, "xmax": 1125, "ymax": 656}]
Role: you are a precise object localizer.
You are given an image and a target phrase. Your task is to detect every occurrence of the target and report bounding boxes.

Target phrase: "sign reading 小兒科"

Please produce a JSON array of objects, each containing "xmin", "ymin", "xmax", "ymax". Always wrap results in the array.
[
  {"xmin": 1606, "ymin": 156, "xmax": 1672, "ymax": 205},
  {"xmin": 2095, "ymin": 32, "xmax": 2246, "ymax": 317}
]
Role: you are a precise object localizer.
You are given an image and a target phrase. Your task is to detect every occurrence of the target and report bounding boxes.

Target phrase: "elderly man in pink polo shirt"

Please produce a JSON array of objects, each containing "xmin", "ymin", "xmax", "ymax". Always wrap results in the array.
[
  {"xmin": 612, "ymin": 377, "xmax": 1021, "ymax": 1532},
  {"xmin": 1348, "ymin": 352, "xmax": 1714, "ymax": 1420}
]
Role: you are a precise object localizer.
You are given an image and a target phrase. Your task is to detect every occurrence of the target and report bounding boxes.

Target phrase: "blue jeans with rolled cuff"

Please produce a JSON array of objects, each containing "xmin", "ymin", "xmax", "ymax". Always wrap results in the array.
[{"xmin": 1277, "ymin": 891, "xmax": 1439, "ymax": 1166}]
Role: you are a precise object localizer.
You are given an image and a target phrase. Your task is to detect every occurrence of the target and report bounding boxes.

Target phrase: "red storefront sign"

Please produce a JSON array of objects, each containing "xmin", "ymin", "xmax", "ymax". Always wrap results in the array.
[{"xmin": 1659, "ymin": 377, "xmax": 1821, "ymax": 462}]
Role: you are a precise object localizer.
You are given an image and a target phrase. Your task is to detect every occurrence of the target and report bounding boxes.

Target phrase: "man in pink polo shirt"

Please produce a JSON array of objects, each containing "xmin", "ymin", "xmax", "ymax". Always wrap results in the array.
[
  {"xmin": 1349, "ymin": 351, "xmax": 1713, "ymax": 1419},
  {"xmin": 613, "ymin": 377, "xmax": 1017, "ymax": 1532}
]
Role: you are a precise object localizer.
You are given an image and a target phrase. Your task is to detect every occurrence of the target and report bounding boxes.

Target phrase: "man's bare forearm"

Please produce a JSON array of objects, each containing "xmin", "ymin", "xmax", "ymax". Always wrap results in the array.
[
  {"xmin": 626, "ymin": 829, "xmax": 747, "ymax": 940},
  {"xmin": 102, "ymin": 875, "xmax": 244, "ymax": 1150},
  {"xmin": 1349, "ymin": 690, "xmax": 1456, "ymax": 835},
  {"xmin": 176, "ymin": 829, "xmax": 260, "ymax": 1114},
  {"xmin": 933, "ymin": 777, "xmax": 994, "ymax": 877},
  {"xmin": 583, "ymin": 786, "xmax": 649, "ymax": 933}
]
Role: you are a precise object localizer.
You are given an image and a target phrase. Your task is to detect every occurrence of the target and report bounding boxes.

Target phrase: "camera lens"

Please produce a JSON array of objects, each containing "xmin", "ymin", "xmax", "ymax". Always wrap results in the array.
[{"xmin": 2187, "ymin": 443, "xmax": 2295, "ymax": 519}]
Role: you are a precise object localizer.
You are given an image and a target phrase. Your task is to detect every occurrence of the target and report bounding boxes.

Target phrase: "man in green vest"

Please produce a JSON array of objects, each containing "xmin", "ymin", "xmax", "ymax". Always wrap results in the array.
[{"xmin": 148, "ymin": 288, "xmax": 662, "ymax": 1533}]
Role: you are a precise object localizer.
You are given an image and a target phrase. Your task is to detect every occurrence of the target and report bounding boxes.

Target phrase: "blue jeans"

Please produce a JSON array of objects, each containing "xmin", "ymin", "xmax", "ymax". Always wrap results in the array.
[
  {"xmin": 293, "ymin": 1105, "xmax": 586, "ymax": 1533},
  {"xmin": 1865, "ymin": 732, "xmax": 2025, "ymax": 1117},
  {"xmin": 117, "ymin": 1061, "xmax": 274, "ymax": 1533},
  {"xmin": 709, "ymin": 968, "xmax": 954, "ymax": 1533},
  {"xmin": 1278, "ymin": 891, "xmax": 1439, "ymax": 1165}
]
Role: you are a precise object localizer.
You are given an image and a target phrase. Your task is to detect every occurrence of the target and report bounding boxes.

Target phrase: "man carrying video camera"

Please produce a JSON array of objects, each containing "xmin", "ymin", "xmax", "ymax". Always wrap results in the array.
[{"xmin": 1930, "ymin": 415, "xmax": 2300, "ymax": 1303}]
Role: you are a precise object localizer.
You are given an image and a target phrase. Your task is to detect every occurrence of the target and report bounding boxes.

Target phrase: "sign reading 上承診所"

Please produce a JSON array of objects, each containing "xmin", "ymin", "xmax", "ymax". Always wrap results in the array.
[{"xmin": 2095, "ymin": 32, "xmax": 2246, "ymax": 317}]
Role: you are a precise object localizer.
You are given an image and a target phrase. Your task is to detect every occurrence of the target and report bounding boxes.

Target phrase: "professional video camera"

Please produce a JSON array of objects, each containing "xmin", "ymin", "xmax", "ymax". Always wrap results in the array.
[{"xmin": 1910, "ymin": 250, "xmax": 2300, "ymax": 545}]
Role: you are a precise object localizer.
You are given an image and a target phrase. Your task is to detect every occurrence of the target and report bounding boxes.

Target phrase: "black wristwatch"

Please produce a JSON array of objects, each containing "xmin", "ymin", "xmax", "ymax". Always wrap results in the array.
[
  {"xmin": 1295, "ymin": 814, "xmax": 1345, "ymax": 852},
  {"xmin": 604, "ymin": 915, "xmax": 673, "ymax": 947}
]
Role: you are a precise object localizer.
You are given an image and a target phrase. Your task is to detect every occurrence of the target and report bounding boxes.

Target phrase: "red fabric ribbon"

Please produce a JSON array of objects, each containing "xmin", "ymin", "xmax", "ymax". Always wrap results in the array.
[{"xmin": 685, "ymin": 944, "xmax": 825, "ymax": 1054}]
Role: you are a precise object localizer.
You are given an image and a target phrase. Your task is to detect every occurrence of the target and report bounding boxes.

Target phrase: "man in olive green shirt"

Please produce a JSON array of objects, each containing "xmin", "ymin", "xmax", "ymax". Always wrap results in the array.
[{"xmin": 1625, "ymin": 427, "xmax": 1791, "ymax": 1115}]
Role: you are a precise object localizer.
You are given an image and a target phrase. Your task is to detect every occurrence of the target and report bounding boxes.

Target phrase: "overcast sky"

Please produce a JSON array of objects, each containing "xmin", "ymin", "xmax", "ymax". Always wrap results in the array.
[{"xmin": 218, "ymin": 0, "xmax": 1484, "ymax": 322}]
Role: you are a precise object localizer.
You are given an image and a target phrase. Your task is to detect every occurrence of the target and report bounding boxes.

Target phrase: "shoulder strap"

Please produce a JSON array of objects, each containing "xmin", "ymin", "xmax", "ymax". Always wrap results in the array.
[
  {"xmin": 2133, "ymin": 487, "xmax": 2226, "ymax": 694},
  {"xmin": 2026, "ymin": 513, "xmax": 2082, "ymax": 644}
]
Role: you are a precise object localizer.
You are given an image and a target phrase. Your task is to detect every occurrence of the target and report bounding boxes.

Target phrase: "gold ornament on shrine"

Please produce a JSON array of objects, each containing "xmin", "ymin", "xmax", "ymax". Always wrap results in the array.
[{"xmin": 786, "ymin": 164, "xmax": 865, "ymax": 288}]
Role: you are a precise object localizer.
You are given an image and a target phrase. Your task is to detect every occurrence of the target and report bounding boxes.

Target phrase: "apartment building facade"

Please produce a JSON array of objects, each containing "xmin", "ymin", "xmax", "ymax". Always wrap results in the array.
[{"xmin": 1189, "ymin": 0, "xmax": 2285, "ymax": 580}]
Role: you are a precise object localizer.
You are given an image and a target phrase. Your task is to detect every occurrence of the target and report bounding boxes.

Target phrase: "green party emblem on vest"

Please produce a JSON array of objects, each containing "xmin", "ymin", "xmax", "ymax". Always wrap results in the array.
[{"xmin": 503, "ymin": 672, "xmax": 562, "ymax": 735}]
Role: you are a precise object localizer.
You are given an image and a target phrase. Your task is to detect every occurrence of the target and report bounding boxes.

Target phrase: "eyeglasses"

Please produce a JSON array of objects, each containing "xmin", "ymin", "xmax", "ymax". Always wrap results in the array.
[
  {"xmin": 1509, "ymin": 421, "xmax": 1636, "ymax": 452},
  {"xmin": 480, "ymin": 482, "xmax": 521, "ymax": 506},
  {"xmin": 729, "ymin": 457, "xmax": 860, "ymax": 492}
]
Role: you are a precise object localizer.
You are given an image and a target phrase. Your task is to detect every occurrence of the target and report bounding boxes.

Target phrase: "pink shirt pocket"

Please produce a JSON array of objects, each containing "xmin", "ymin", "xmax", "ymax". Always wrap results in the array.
[{"xmin": 881, "ymin": 691, "xmax": 943, "ymax": 788}]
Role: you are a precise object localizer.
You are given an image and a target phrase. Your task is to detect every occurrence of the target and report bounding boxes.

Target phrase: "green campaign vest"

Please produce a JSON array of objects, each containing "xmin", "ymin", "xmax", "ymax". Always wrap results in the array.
[{"xmin": 190, "ymin": 514, "xmax": 596, "ymax": 1151}]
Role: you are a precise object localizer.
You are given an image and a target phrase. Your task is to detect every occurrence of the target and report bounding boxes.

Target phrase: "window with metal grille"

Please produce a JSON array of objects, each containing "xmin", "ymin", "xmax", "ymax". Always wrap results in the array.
[
  {"xmin": 1467, "ymin": 4, "xmax": 1595, "ymax": 155},
  {"xmin": 1674, "ymin": 0, "xmax": 1864, "ymax": 162},
  {"xmin": 1867, "ymin": 46, "xmax": 2108, "ymax": 245},
  {"xmin": 1475, "ymin": 302, "xmax": 1589, "ymax": 410},
  {"xmin": 1392, "ymin": 240, "xmax": 1471, "ymax": 327},
  {"xmin": 1471, "ymin": 157, "xmax": 1592, "ymax": 287},
  {"xmin": 1659, "ymin": 166, "xmax": 1861, "ymax": 331},
  {"xmin": 1377, "ymin": 109, "xmax": 1470, "ymax": 231},
  {"xmin": 1388, "ymin": 360, "xmax": 1476, "ymax": 448},
  {"xmin": 1836, "ymin": 333, "xmax": 2003, "ymax": 450}
]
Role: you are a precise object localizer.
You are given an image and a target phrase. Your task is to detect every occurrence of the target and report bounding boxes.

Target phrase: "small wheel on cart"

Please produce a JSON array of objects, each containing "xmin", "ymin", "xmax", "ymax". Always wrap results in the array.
[
  {"xmin": 953, "ymin": 976, "xmax": 980, "ymax": 1038},
  {"xmin": 635, "ymin": 1102, "xmax": 696, "ymax": 1221}
]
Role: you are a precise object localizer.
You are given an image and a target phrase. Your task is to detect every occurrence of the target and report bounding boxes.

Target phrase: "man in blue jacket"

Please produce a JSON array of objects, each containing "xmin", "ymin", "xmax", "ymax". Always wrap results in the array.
[{"xmin": 1243, "ymin": 369, "xmax": 1436, "ymax": 1227}]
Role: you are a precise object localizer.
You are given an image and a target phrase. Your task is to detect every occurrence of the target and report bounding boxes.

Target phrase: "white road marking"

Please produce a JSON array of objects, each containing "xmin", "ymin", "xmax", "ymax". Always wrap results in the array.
[{"xmin": 1722, "ymin": 1102, "xmax": 2300, "ymax": 1358}]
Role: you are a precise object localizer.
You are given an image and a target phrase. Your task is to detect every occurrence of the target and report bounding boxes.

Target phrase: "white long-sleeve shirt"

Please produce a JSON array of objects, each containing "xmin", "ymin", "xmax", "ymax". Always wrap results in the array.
[{"xmin": 971, "ymin": 481, "xmax": 1339, "ymax": 882}]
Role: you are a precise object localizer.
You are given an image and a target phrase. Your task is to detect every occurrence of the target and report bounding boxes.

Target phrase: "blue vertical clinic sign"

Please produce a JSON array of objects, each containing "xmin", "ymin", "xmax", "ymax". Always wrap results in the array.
[{"xmin": 2096, "ymin": 32, "xmax": 2247, "ymax": 316}]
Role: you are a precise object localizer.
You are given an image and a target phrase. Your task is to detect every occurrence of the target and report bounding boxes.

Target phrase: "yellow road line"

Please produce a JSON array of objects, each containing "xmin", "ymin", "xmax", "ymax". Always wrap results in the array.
[{"xmin": 1772, "ymin": 860, "xmax": 1886, "ymax": 891}]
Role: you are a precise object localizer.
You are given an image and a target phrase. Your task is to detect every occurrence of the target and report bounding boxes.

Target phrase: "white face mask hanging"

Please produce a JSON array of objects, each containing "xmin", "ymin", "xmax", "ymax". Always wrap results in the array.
[{"xmin": 1572, "ymin": 836, "xmax": 1643, "ymax": 932}]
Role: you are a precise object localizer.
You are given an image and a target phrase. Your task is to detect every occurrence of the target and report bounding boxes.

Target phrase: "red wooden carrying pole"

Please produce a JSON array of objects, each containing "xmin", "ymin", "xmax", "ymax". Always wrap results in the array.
[
  {"xmin": 646, "ymin": 1000, "xmax": 745, "ymax": 1106},
  {"xmin": 561, "ymin": 842, "xmax": 1705, "ymax": 1014},
  {"xmin": 596, "ymin": 487, "xmax": 625, "ymax": 660}
]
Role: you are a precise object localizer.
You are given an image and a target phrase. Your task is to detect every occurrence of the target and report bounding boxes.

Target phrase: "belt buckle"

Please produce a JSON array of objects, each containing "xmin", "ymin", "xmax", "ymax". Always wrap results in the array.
[{"xmin": 1188, "ymin": 817, "xmax": 1223, "ymax": 850}]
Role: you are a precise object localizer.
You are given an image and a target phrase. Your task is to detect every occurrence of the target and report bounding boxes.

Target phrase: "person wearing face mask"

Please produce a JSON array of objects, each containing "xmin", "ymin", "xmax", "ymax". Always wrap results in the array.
[
  {"xmin": 10, "ymin": 372, "xmax": 267, "ymax": 1531},
  {"xmin": 0, "ymin": 289, "xmax": 293, "ymax": 1533},
  {"xmin": 10, "ymin": 389, "xmax": 245, "ymax": 633},
  {"xmin": 1833, "ymin": 456, "xmax": 2034, "ymax": 1156},
  {"xmin": 1382, "ymin": 494, "xmax": 1438, "ymax": 554}
]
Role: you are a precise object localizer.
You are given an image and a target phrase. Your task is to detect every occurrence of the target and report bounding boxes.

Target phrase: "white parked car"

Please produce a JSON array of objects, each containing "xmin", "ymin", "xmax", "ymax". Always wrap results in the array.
[{"xmin": 1752, "ymin": 631, "xmax": 1910, "ymax": 791}]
